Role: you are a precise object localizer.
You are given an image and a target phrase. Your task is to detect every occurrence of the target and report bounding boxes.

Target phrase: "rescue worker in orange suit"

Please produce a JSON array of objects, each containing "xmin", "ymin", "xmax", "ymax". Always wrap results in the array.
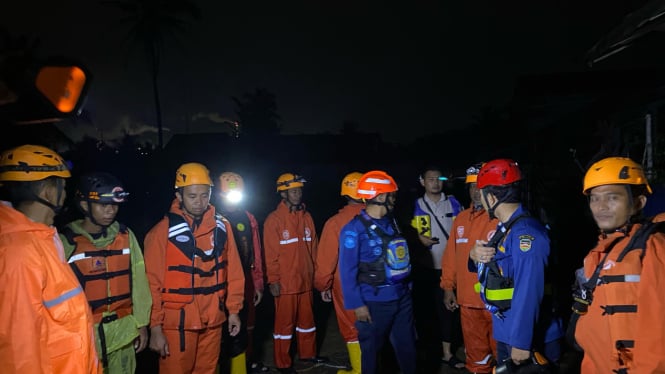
[
  {"xmin": 144, "ymin": 162, "xmax": 245, "ymax": 374},
  {"xmin": 60, "ymin": 172, "xmax": 152, "ymax": 374},
  {"xmin": 0, "ymin": 144, "xmax": 101, "ymax": 373},
  {"xmin": 339, "ymin": 170, "xmax": 417, "ymax": 374},
  {"xmin": 572, "ymin": 157, "xmax": 665, "ymax": 373},
  {"xmin": 263, "ymin": 173, "xmax": 327, "ymax": 374},
  {"xmin": 314, "ymin": 171, "xmax": 365, "ymax": 374},
  {"xmin": 216, "ymin": 171, "xmax": 269, "ymax": 374},
  {"xmin": 440, "ymin": 164, "xmax": 498, "ymax": 373}
]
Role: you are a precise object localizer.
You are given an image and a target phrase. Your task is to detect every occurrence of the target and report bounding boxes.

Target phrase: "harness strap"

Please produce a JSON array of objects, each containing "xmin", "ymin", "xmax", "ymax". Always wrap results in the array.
[
  {"xmin": 83, "ymin": 269, "xmax": 131, "ymax": 282},
  {"xmin": 98, "ymin": 314, "xmax": 119, "ymax": 367},
  {"xmin": 167, "ymin": 262, "xmax": 227, "ymax": 277},
  {"xmin": 420, "ymin": 198, "xmax": 451, "ymax": 240},
  {"xmin": 89, "ymin": 293, "xmax": 132, "ymax": 310},
  {"xmin": 600, "ymin": 304, "xmax": 637, "ymax": 315},
  {"xmin": 179, "ymin": 309, "xmax": 186, "ymax": 352},
  {"xmin": 84, "ymin": 249, "xmax": 127, "ymax": 258},
  {"xmin": 599, "ymin": 274, "xmax": 640, "ymax": 284},
  {"xmin": 162, "ymin": 282, "xmax": 227, "ymax": 295}
]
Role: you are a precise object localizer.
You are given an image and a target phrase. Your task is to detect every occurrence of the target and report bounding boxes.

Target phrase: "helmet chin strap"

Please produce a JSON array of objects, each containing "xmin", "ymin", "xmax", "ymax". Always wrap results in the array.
[
  {"xmin": 285, "ymin": 196, "xmax": 303, "ymax": 211},
  {"xmin": 82, "ymin": 201, "xmax": 111, "ymax": 235},
  {"xmin": 366, "ymin": 198, "xmax": 394, "ymax": 213},
  {"xmin": 481, "ymin": 190, "xmax": 498, "ymax": 220},
  {"xmin": 33, "ymin": 178, "xmax": 66, "ymax": 216}
]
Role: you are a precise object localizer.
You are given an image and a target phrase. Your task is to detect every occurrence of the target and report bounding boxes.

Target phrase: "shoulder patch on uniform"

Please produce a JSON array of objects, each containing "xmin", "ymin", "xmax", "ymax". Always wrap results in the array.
[
  {"xmin": 343, "ymin": 231, "xmax": 358, "ymax": 249},
  {"xmin": 518, "ymin": 234, "xmax": 534, "ymax": 252}
]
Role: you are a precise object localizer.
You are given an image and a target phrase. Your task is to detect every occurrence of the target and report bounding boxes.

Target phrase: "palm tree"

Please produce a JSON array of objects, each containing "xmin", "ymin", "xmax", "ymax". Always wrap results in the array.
[{"xmin": 101, "ymin": 0, "xmax": 201, "ymax": 149}]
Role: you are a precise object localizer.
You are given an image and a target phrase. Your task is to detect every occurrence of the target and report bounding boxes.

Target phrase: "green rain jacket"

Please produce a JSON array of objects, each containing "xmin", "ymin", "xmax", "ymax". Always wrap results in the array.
[{"xmin": 60, "ymin": 220, "xmax": 152, "ymax": 355}]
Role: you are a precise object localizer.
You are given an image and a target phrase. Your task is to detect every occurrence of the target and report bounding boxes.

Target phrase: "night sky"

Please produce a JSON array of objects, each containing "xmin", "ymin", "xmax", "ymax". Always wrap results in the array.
[{"xmin": 1, "ymin": 1, "xmax": 648, "ymax": 145}]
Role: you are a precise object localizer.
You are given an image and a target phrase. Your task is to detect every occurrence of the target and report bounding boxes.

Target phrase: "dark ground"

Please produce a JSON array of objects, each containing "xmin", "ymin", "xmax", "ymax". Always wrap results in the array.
[{"xmin": 136, "ymin": 292, "xmax": 584, "ymax": 373}]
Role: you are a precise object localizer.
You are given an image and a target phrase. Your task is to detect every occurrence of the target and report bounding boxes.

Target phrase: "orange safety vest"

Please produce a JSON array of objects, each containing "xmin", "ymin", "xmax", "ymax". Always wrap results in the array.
[
  {"xmin": 162, "ymin": 213, "xmax": 228, "ymax": 309},
  {"xmin": 63, "ymin": 225, "xmax": 132, "ymax": 323}
]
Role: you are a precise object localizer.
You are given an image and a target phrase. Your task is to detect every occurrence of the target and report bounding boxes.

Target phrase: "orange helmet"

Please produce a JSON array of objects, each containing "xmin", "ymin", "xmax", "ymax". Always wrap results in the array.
[
  {"xmin": 276, "ymin": 173, "xmax": 306, "ymax": 192},
  {"xmin": 174, "ymin": 163, "xmax": 213, "ymax": 189},
  {"xmin": 357, "ymin": 170, "xmax": 398, "ymax": 199},
  {"xmin": 583, "ymin": 157, "xmax": 652, "ymax": 195},
  {"xmin": 0, "ymin": 144, "xmax": 71, "ymax": 181},
  {"xmin": 477, "ymin": 159, "xmax": 522, "ymax": 189},
  {"xmin": 341, "ymin": 171, "xmax": 363, "ymax": 200}
]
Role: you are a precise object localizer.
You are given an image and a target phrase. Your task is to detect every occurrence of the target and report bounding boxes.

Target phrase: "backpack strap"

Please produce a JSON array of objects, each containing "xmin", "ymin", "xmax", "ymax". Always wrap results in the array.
[
  {"xmin": 486, "ymin": 213, "xmax": 530, "ymax": 249},
  {"xmin": 616, "ymin": 219, "xmax": 665, "ymax": 262}
]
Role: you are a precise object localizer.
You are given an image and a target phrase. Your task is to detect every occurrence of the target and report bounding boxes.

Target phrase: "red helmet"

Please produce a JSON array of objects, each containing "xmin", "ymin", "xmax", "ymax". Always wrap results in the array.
[
  {"xmin": 356, "ymin": 170, "xmax": 398, "ymax": 199},
  {"xmin": 476, "ymin": 159, "xmax": 522, "ymax": 189}
]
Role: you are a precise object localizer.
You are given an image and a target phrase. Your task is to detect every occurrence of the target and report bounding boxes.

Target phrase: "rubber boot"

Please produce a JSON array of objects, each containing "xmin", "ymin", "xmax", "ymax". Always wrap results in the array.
[
  {"xmin": 231, "ymin": 352, "xmax": 248, "ymax": 374},
  {"xmin": 337, "ymin": 341, "xmax": 361, "ymax": 374}
]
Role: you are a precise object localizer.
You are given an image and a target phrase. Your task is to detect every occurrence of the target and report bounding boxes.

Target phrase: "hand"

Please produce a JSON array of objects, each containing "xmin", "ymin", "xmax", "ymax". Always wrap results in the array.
[
  {"xmin": 149, "ymin": 325, "xmax": 170, "ymax": 358},
  {"xmin": 354, "ymin": 305, "xmax": 372, "ymax": 323},
  {"xmin": 269, "ymin": 282, "xmax": 281, "ymax": 297},
  {"xmin": 134, "ymin": 326, "xmax": 149, "ymax": 353},
  {"xmin": 511, "ymin": 347, "xmax": 531, "ymax": 365},
  {"xmin": 321, "ymin": 289, "xmax": 332, "ymax": 302},
  {"xmin": 418, "ymin": 234, "xmax": 439, "ymax": 247},
  {"xmin": 254, "ymin": 289, "xmax": 263, "ymax": 306},
  {"xmin": 443, "ymin": 289, "xmax": 459, "ymax": 311},
  {"xmin": 470, "ymin": 240, "xmax": 495, "ymax": 264},
  {"xmin": 227, "ymin": 313, "xmax": 241, "ymax": 337}
]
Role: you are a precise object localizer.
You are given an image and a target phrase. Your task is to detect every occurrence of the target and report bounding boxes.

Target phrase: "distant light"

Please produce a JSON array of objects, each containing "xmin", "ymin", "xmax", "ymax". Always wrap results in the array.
[
  {"xmin": 438, "ymin": 176, "xmax": 448, "ymax": 181},
  {"xmin": 225, "ymin": 190, "xmax": 243, "ymax": 204}
]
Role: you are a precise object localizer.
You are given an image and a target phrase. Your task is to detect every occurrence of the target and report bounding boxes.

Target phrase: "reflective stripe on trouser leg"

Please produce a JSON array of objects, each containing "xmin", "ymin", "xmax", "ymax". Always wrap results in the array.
[
  {"xmin": 460, "ymin": 306, "xmax": 495, "ymax": 373},
  {"xmin": 273, "ymin": 293, "xmax": 297, "ymax": 368},
  {"xmin": 295, "ymin": 290, "xmax": 317, "ymax": 360}
]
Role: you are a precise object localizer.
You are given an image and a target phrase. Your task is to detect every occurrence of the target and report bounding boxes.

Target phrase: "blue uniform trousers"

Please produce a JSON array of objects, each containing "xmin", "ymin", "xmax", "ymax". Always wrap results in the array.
[{"xmin": 355, "ymin": 292, "xmax": 417, "ymax": 374}]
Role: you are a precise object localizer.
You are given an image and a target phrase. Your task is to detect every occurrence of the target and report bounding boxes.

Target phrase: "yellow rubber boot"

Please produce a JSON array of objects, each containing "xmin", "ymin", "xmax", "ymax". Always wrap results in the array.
[
  {"xmin": 337, "ymin": 341, "xmax": 361, "ymax": 374},
  {"xmin": 230, "ymin": 352, "xmax": 247, "ymax": 374}
]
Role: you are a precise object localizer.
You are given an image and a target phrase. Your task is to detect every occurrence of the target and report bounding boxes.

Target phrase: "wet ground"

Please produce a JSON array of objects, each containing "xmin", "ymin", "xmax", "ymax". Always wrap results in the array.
[{"xmin": 137, "ymin": 294, "xmax": 584, "ymax": 373}]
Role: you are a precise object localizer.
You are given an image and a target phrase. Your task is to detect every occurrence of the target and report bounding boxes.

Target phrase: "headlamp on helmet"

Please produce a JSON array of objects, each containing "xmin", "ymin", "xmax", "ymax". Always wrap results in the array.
[
  {"xmin": 276, "ymin": 173, "xmax": 306, "ymax": 192},
  {"xmin": 219, "ymin": 172, "xmax": 244, "ymax": 203},
  {"xmin": 465, "ymin": 163, "xmax": 483, "ymax": 184},
  {"xmin": 76, "ymin": 172, "xmax": 128, "ymax": 204}
]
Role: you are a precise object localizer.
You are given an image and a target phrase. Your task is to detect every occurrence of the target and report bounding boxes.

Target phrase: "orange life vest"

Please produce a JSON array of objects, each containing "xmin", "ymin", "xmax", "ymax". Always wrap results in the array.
[
  {"xmin": 162, "ymin": 213, "xmax": 228, "ymax": 309},
  {"xmin": 63, "ymin": 225, "xmax": 132, "ymax": 323}
]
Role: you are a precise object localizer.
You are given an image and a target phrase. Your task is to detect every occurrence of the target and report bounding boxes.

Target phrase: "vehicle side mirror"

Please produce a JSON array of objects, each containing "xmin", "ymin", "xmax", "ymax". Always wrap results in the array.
[{"xmin": 35, "ymin": 64, "xmax": 89, "ymax": 115}]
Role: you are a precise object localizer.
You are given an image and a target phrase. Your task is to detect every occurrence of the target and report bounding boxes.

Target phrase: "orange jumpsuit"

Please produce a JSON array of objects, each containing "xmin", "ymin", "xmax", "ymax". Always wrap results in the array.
[
  {"xmin": 0, "ymin": 202, "xmax": 101, "ymax": 374},
  {"xmin": 441, "ymin": 207, "xmax": 498, "ymax": 373},
  {"xmin": 575, "ymin": 222, "xmax": 665, "ymax": 373},
  {"xmin": 144, "ymin": 199, "xmax": 245, "ymax": 374},
  {"xmin": 314, "ymin": 203, "xmax": 364, "ymax": 342},
  {"xmin": 263, "ymin": 201, "xmax": 319, "ymax": 369}
]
